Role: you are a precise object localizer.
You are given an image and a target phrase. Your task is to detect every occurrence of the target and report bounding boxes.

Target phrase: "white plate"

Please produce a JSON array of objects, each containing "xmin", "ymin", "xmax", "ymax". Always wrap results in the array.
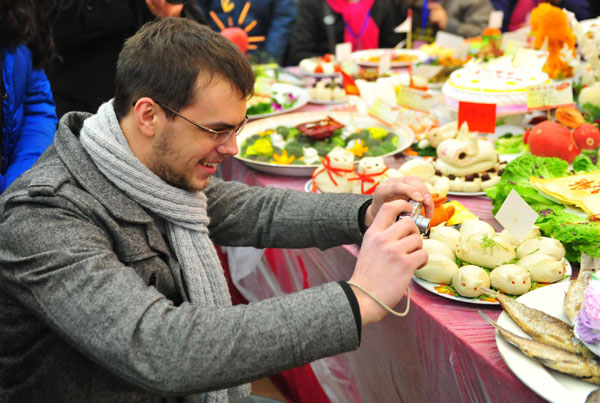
[
  {"xmin": 447, "ymin": 190, "xmax": 487, "ymax": 197},
  {"xmin": 495, "ymin": 281, "xmax": 596, "ymax": 403},
  {"xmin": 352, "ymin": 48, "xmax": 429, "ymax": 68},
  {"xmin": 412, "ymin": 275, "xmax": 499, "ymax": 305},
  {"xmin": 304, "ymin": 179, "xmax": 320, "ymax": 193},
  {"xmin": 236, "ymin": 111, "xmax": 415, "ymax": 177},
  {"xmin": 247, "ymin": 83, "xmax": 309, "ymax": 120},
  {"xmin": 412, "ymin": 260, "xmax": 572, "ymax": 306},
  {"xmin": 308, "ymin": 98, "xmax": 348, "ymax": 105}
]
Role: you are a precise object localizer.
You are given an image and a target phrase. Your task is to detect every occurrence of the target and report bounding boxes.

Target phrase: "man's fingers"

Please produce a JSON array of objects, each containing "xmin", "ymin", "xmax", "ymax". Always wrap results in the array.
[
  {"xmin": 391, "ymin": 232, "xmax": 423, "ymax": 254},
  {"xmin": 369, "ymin": 199, "xmax": 413, "ymax": 232}
]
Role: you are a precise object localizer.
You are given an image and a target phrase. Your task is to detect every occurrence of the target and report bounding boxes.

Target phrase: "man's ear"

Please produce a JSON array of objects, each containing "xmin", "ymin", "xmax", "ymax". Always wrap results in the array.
[{"xmin": 133, "ymin": 97, "xmax": 159, "ymax": 138}]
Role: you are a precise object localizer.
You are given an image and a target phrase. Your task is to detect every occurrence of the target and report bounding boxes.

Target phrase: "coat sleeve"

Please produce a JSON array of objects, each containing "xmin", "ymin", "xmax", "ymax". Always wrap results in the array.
[
  {"xmin": 288, "ymin": 0, "xmax": 326, "ymax": 65},
  {"xmin": 264, "ymin": 0, "xmax": 297, "ymax": 63},
  {"xmin": 204, "ymin": 178, "xmax": 370, "ymax": 249},
  {"xmin": 3, "ymin": 68, "xmax": 57, "ymax": 191},
  {"xmin": 0, "ymin": 189, "xmax": 360, "ymax": 396},
  {"xmin": 444, "ymin": 0, "xmax": 493, "ymax": 38}
]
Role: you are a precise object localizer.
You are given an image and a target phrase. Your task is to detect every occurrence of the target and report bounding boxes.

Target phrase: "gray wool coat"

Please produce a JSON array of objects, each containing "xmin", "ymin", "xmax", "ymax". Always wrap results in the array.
[{"xmin": 0, "ymin": 112, "xmax": 371, "ymax": 402}]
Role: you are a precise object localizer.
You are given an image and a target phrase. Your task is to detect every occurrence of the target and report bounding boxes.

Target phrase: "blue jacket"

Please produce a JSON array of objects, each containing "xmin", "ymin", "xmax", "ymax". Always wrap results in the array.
[
  {"xmin": 197, "ymin": 0, "xmax": 296, "ymax": 64},
  {"xmin": 1, "ymin": 45, "xmax": 57, "ymax": 192}
]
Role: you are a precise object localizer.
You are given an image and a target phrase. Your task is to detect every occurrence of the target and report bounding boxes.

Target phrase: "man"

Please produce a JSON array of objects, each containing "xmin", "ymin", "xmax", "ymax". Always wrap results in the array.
[{"xmin": 0, "ymin": 18, "xmax": 432, "ymax": 402}]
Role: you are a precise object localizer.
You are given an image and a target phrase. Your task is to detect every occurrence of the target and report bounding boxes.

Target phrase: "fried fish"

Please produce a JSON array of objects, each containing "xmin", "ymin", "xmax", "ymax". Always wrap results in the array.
[
  {"xmin": 480, "ymin": 286, "xmax": 594, "ymax": 358},
  {"xmin": 479, "ymin": 311, "xmax": 600, "ymax": 385},
  {"xmin": 565, "ymin": 254, "xmax": 600, "ymax": 325}
]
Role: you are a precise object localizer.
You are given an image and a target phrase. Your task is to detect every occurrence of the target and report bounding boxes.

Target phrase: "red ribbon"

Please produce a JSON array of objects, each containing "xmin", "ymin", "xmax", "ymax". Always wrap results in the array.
[
  {"xmin": 312, "ymin": 155, "xmax": 354, "ymax": 192},
  {"xmin": 348, "ymin": 167, "xmax": 389, "ymax": 194}
]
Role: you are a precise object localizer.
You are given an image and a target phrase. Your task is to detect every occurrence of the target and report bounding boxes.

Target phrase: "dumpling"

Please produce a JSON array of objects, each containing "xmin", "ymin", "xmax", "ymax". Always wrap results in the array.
[
  {"xmin": 516, "ymin": 237, "xmax": 566, "ymax": 260},
  {"xmin": 459, "ymin": 219, "xmax": 495, "ymax": 238},
  {"xmin": 452, "ymin": 265, "xmax": 490, "ymax": 297},
  {"xmin": 489, "ymin": 264, "xmax": 531, "ymax": 295},
  {"xmin": 456, "ymin": 233, "xmax": 516, "ymax": 268},
  {"xmin": 518, "ymin": 252, "xmax": 567, "ymax": 283},
  {"xmin": 498, "ymin": 226, "xmax": 542, "ymax": 248},
  {"xmin": 414, "ymin": 254, "xmax": 459, "ymax": 283},
  {"xmin": 423, "ymin": 239, "xmax": 455, "ymax": 261},
  {"xmin": 429, "ymin": 224, "xmax": 460, "ymax": 254}
]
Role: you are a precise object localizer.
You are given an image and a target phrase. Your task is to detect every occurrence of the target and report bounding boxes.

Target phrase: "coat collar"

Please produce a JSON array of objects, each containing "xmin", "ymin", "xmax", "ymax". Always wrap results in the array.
[{"xmin": 55, "ymin": 112, "xmax": 154, "ymax": 225}]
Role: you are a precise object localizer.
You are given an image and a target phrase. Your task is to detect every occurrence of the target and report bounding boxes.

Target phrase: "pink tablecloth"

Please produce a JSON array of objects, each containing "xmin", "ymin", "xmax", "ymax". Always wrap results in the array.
[{"xmin": 217, "ymin": 153, "xmax": 544, "ymax": 402}]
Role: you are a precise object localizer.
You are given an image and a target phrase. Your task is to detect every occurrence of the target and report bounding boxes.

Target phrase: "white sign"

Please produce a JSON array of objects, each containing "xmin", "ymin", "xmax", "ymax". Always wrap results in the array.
[
  {"xmin": 495, "ymin": 189, "xmax": 538, "ymax": 243},
  {"xmin": 488, "ymin": 10, "xmax": 504, "ymax": 29},
  {"xmin": 335, "ymin": 42, "xmax": 352, "ymax": 62},
  {"xmin": 378, "ymin": 51, "xmax": 392, "ymax": 76},
  {"xmin": 435, "ymin": 31, "xmax": 469, "ymax": 59}
]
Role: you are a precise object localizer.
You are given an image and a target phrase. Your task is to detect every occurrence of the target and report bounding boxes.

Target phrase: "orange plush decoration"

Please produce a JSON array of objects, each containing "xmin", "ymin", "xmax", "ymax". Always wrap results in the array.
[{"xmin": 530, "ymin": 3, "xmax": 576, "ymax": 79}]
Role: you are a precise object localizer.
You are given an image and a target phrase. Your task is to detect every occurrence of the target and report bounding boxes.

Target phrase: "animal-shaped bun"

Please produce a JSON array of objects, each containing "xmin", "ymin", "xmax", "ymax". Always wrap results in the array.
[
  {"xmin": 429, "ymin": 224, "xmax": 460, "ymax": 254},
  {"xmin": 423, "ymin": 239, "xmax": 455, "ymax": 261},
  {"xmin": 516, "ymin": 236, "xmax": 566, "ymax": 260},
  {"xmin": 414, "ymin": 254, "xmax": 459, "ymax": 283},
  {"xmin": 351, "ymin": 156, "xmax": 390, "ymax": 194},
  {"xmin": 489, "ymin": 264, "xmax": 531, "ymax": 295},
  {"xmin": 498, "ymin": 226, "xmax": 541, "ymax": 248},
  {"xmin": 452, "ymin": 265, "xmax": 490, "ymax": 297},
  {"xmin": 426, "ymin": 121, "xmax": 458, "ymax": 148},
  {"xmin": 457, "ymin": 232, "xmax": 515, "ymax": 268},
  {"xmin": 313, "ymin": 147, "xmax": 354, "ymax": 193},
  {"xmin": 434, "ymin": 122, "xmax": 498, "ymax": 177},
  {"xmin": 459, "ymin": 219, "xmax": 495, "ymax": 238},
  {"xmin": 518, "ymin": 252, "xmax": 567, "ymax": 283}
]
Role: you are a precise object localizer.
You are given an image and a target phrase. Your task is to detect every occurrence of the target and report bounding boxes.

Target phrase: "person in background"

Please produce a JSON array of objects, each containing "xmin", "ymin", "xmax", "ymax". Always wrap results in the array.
[
  {"xmin": 0, "ymin": 0, "xmax": 57, "ymax": 193},
  {"xmin": 491, "ymin": 0, "xmax": 596, "ymax": 32},
  {"xmin": 288, "ymin": 0, "xmax": 406, "ymax": 65},
  {"xmin": 197, "ymin": 0, "xmax": 296, "ymax": 64},
  {"xmin": 0, "ymin": 17, "xmax": 432, "ymax": 402},
  {"xmin": 48, "ymin": 0, "xmax": 207, "ymax": 118},
  {"xmin": 403, "ymin": 0, "xmax": 493, "ymax": 42}
]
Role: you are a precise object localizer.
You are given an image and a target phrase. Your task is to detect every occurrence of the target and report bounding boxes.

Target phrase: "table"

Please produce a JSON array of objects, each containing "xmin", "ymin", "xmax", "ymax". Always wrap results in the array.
[{"xmin": 218, "ymin": 103, "xmax": 547, "ymax": 402}]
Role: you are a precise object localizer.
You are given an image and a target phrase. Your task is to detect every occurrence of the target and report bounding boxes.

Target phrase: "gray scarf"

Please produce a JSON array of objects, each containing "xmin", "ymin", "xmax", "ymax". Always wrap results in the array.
[{"xmin": 80, "ymin": 101, "xmax": 250, "ymax": 402}]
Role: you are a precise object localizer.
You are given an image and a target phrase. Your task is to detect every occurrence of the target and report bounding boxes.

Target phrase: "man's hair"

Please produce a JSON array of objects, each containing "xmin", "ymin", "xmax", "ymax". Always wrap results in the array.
[{"xmin": 113, "ymin": 17, "xmax": 255, "ymax": 121}]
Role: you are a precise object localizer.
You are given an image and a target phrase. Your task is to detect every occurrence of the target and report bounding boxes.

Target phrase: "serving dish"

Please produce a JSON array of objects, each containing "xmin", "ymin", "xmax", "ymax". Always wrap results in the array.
[
  {"xmin": 235, "ymin": 111, "xmax": 414, "ymax": 177},
  {"xmin": 412, "ymin": 261, "xmax": 571, "ymax": 306},
  {"xmin": 351, "ymin": 48, "xmax": 428, "ymax": 68},
  {"xmin": 247, "ymin": 83, "xmax": 309, "ymax": 120},
  {"xmin": 495, "ymin": 282, "xmax": 596, "ymax": 402}
]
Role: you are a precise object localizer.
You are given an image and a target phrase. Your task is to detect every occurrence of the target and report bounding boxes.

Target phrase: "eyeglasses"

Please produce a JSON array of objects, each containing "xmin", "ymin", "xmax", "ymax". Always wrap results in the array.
[{"xmin": 132, "ymin": 100, "xmax": 248, "ymax": 143}]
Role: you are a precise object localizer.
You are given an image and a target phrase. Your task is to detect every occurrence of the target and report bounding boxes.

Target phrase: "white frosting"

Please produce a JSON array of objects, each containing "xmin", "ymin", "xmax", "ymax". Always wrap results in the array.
[{"xmin": 442, "ymin": 63, "xmax": 548, "ymax": 112}]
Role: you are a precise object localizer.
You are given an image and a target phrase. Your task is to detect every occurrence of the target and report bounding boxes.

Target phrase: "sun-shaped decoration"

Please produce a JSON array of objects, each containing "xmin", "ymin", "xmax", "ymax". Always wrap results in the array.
[{"xmin": 210, "ymin": 1, "xmax": 265, "ymax": 54}]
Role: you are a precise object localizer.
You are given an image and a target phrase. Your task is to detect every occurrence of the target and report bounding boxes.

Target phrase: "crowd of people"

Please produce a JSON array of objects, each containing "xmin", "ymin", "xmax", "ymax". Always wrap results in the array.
[{"xmin": 0, "ymin": 0, "xmax": 598, "ymax": 401}]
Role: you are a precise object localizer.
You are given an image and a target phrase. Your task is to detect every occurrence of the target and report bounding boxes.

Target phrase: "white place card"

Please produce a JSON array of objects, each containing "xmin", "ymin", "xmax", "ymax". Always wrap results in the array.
[
  {"xmin": 412, "ymin": 64, "xmax": 444, "ymax": 80},
  {"xmin": 335, "ymin": 42, "xmax": 352, "ymax": 62},
  {"xmin": 495, "ymin": 189, "xmax": 538, "ymax": 243},
  {"xmin": 379, "ymin": 51, "xmax": 392, "ymax": 76},
  {"xmin": 368, "ymin": 97, "xmax": 399, "ymax": 126},
  {"xmin": 488, "ymin": 10, "xmax": 504, "ymax": 29}
]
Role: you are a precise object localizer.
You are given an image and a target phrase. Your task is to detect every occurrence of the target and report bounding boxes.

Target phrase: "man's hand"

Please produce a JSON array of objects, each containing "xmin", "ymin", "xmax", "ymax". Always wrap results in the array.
[
  {"xmin": 363, "ymin": 176, "xmax": 433, "ymax": 228},
  {"xmin": 146, "ymin": 0, "xmax": 184, "ymax": 17},
  {"xmin": 428, "ymin": 2, "xmax": 448, "ymax": 30},
  {"xmin": 349, "ymin": 199, "xmax": 427, "ymax": 325}
]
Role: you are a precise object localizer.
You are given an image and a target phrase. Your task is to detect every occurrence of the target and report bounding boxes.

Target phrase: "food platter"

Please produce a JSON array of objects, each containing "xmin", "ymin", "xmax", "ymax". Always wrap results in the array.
[
  {"xmin": 495, "ymin": 282, "xmax": 596, "ymax": 402},
  {"xmin": 351, "ymin": 48, "xmax": 428, "ymax": 68},
  {"xmin": 247, "ymin": 83, "xmax": 309, "ymax": 120},
  {"xmin": 412, "ymin": 261, "xmax": 572, "ymax": 306},
  {"xmin": 447, "ymin": 190, "xmax": 487, "ymax": 197},
  {"xmin": 308, "ymin": 98, "xmax": 348, "ymax": 105},
  {"xmin": 235, "ymin": 111, "xmax": 415, "ymax": 177}
]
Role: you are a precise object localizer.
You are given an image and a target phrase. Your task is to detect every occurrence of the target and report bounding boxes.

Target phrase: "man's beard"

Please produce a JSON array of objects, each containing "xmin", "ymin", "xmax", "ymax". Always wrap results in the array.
[{"xmin": 148, "ymin": 127, "xmax": 208, "ymax": 192}]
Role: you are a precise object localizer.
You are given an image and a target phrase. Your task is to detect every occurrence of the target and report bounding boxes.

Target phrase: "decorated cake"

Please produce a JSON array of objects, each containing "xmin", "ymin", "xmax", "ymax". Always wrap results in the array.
[{"xmin": 442, "ymin": 61, "xmax": 549, "ymax": 115}]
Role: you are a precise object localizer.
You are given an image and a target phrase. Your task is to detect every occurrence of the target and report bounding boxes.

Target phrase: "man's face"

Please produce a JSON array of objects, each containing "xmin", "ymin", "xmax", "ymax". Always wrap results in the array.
[{"xmin": 147, "ymin": 75, "xmax": 246, "ymax": 191}]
